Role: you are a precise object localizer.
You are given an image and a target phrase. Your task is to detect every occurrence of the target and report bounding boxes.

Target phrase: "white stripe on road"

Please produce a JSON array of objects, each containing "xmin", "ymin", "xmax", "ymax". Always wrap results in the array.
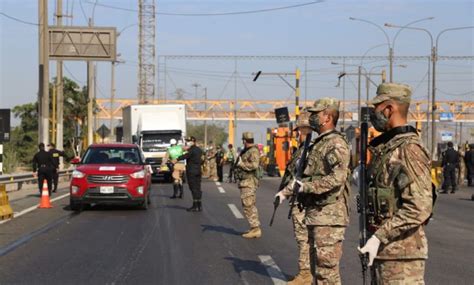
[
  {"xmin": 217, "ymin": 186, "xmax": 226, "ymax": 193},
  {"xmin": 0, "ymin": 193, "xmax": 70, "ymax": 225},
  {"xmin": 228, "ymin": 204, "xmax": 244, "ymax": 219},
  {"xmin": 258, "ymin": 255, "xmax": 287, "ymax": 285},
  {"xmin": 215, "ymin": 182, "xmax": 221, "ymax": 186}
]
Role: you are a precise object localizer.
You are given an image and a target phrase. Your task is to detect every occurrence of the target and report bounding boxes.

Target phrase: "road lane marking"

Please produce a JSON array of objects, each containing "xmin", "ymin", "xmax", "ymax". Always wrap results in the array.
[
  {"xmin": 0, "ymin": 193, "xmax": 70, "ymax": 225},
  {"xmin": 258, "ymin": 255, "xmax": 287, "ymax": 285},
  {"xmin": 217, "ymin": 186, "xmax": 226, "ymax": 193},
  {"xmin": 215, "ymin": 182, "xmax": 221, "ymax": 186},
  {"xmin": 228, "ymin": 204, "xmax": 244, "ymax": 219}
]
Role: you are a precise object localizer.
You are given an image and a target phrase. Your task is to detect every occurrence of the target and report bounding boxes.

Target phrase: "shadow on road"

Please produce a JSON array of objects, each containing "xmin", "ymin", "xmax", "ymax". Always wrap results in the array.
[
  {"xmin": 224, "ymin": 256, "xmax": 277, "ymax": 280},
  {"xmin": 201, "ymin": 224, "xmax": 241, "ymax": 236}
]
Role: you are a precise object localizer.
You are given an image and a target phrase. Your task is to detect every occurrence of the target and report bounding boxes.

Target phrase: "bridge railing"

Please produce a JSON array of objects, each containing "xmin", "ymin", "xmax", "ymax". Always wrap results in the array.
[{"xmin": 0, "ymin": 170, "xmax": 73, "ymax": 191}]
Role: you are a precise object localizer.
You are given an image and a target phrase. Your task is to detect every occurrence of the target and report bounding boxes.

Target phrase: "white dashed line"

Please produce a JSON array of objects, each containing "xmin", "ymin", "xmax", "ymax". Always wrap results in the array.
[
  {"xmin": 0, "ymin": 193, "xmax": 70, "ymax": 225},
  {"xmin": 215, "ymin": 182, "xmax": 221, "ymax": 186},
  {"xmin": 228, "ymin": 204, "xmax": 244, "ymax": 219},
  {"xmin": 217, "ymin": 186, "xmax": 226, "ymax": 193},
  {"xmin": 258, "ymin": 255, "xmax": 287, "ymax": 285}
]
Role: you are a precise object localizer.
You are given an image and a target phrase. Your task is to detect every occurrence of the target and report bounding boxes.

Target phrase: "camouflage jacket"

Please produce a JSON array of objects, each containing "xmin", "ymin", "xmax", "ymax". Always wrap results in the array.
[
  {"xmin": 300, "ymin": 130, "xmax": 351, "ymax": 226},
  {"xmin": 236, "ymin": 146, "xmax": 260, "ymax": 189},
  {"xmin": 368, "ymin": 128, "xmax": 432, "ymax": 260}
]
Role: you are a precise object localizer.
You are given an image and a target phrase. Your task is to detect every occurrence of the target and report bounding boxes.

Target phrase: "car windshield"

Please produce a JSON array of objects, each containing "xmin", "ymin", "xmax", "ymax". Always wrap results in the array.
[{"xmin": 82, "ymin": 147, "xmax": 142, "ymax": 165}]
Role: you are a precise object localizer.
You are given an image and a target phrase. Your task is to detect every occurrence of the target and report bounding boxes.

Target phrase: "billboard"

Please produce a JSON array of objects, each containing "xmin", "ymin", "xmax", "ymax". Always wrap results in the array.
[{"xmin": 49, "ymin": 26, "xmax": 117, "ymax": 61}]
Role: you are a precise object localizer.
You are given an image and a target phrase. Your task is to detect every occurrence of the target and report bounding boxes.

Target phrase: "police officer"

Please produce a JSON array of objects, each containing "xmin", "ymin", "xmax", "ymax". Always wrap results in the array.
[
  {"xmin": 465, "ymin": 144, "xmax": 474, "ymax": 186},
  {"xmin": 359, "ymin": 83, "xmax": 433, "ymax": 284},
  {"xmin": 48, "ymin": 143, "xmax": 65, "ymax": 193},
  {"xmin": 32, "ymin": 143, "xmax": 55, "ymax": 196},
  {"xmin": 178, "ymin": 136, "xmax": 203, "ymax": 212},
  {"xmin": 163, "ymin": 138, "xmax": 185, "ymax": 199},
  {"xmin": 441, "ymin": 141, "xmax": 460, "ymax": 193},
  {"xmin": 275, "ymin": 110, "xmax": 312, "ymax": 285},
  {"xmin": 235, "ymin": 132, "xmax": 262, "ymax": 239},
  {"xmin": 215, "ymin": 145, "xmax": 225, "ymax": 182}
]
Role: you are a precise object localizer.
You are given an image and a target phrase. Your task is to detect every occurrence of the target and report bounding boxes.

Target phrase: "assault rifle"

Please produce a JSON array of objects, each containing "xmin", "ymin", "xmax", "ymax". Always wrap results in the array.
[
  {"xmin": 269, "ymin": 133, "xmax": 312, "ymax": 226},
  {"xmin": 287, "ymin": 133, "xmax": 312, "ymax": 219},
  {"xmin": 358, "ymin": 119, "xmax": 370, "ymax": 285}
]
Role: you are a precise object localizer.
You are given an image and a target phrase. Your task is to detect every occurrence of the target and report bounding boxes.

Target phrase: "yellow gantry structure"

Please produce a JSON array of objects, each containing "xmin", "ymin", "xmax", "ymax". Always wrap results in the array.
[{"xmin": 96, "ymin": 98, "xmax": 474, "ymax": 144}]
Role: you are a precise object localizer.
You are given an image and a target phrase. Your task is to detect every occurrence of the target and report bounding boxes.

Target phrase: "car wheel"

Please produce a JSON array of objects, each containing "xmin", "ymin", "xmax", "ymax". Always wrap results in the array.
[{"xmin": 70, "ymin": 198, "xmax": 82, "ymax": 211}]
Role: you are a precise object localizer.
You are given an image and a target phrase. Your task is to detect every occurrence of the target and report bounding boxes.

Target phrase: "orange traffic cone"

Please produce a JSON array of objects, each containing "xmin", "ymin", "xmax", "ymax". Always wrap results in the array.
[{"xmin": 38, "ymin": 179, "xmax": 53, "ymax": 209}]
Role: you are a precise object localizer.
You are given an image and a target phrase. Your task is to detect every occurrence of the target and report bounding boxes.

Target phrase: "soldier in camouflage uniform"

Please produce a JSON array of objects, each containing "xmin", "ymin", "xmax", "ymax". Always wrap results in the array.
[
  {"xmin": 275, "ymin": 110, "xmax": 312, "ymax": 285},
  {"xmin": 207, "ymin": 143, "xmax": 218, "ymax": 181},
  {"xmin": 235, "ymin": 132, "xmax": 262, "ymax": 239},
  {"xmin": 359, "ymin": 83, "xmax": 433, "ymax": 284}
]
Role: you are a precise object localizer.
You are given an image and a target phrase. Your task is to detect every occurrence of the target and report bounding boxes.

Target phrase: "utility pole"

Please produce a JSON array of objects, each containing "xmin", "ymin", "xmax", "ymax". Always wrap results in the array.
[
  {"xmin": 87, "ymin": 18, "xmax": 95, "ymax": 146},
  {"xmin": 204, "ymin": 87, "xmax": 208, "ymax": 148},
  {"xmin": 342, "ymin": 58, "xmax": 346, "ymax": 131},
  {"xmin": 295, "ymin": 68, "xmax": 301, "ymax": 120},
  {"xmin": 55, "ymin": 0, "xmax": 64, "ymax": 168},
  {"xmin": 38, "ymin": 0, "xmax": 49, "ymax": 145},
  {"xmin": 110, "ymin": 61, "xmax": 116, "ymax": 140},
  {"xmin": 357, "ymin": 66, "xmax": 362, "ymax": 125},
  {"xmin": 138, "ymin": 0, "xmax": 156, "ymax": 104}
]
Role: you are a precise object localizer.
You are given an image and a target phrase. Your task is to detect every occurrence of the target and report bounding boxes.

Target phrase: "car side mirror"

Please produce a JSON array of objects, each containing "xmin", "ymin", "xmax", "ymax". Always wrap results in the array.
[
  {"xmin": 71, "ymin": 157, "xmax": 81, "ymax": 164},
  {"xmin": 132, "ymin": 135, "xmax": 138, "ymax": 144}
]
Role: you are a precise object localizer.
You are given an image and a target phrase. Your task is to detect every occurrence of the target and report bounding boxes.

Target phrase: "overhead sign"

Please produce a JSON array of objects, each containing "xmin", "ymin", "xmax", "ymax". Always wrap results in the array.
[
  {"xmin": 274, "ymin": 107, "xmax": 290, "ymax": 124},
  {"xmin": 49, "ymin": 26, "xmax": 117, "ymax": 61},
  {"xmin": 0, "ymin": 109, "xmax": 11, "ymax": 143},
  {"xmin": 439, "ymin": 112, "xmax": 454, "ymax": 121},
  {"xmin": 441, "ymin": 132, "xmax": 453, "ymax": 141}
]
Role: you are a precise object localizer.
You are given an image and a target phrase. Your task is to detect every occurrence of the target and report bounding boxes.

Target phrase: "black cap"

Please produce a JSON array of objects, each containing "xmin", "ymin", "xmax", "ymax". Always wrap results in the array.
[{"xmin": 185, "ymin": 136, "xmax": 196, "ymax": 142}]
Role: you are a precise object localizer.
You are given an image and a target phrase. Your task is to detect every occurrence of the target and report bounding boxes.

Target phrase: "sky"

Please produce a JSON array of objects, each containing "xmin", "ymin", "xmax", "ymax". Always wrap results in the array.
[{"xmin": 0, "ymin": 0, "xmax": 473, "ymax": 143}]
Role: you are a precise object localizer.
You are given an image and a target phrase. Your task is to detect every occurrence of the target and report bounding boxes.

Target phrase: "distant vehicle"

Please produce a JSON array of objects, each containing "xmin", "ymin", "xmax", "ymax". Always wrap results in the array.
[
  {"xmin": 122, "ymin": 104, "xmax": 187, "ymax": 181},
  {"xmin": 69, "ymin": 144, "xmax": 152, "ymax": 210}
]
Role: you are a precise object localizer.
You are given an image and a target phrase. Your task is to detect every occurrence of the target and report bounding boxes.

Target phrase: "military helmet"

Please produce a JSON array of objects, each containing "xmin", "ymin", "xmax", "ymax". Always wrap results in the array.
[
  {"xmin": 294, "ymin": 110, "xmax": 311, "ymax": 130},
  {"xmin": 369, "ymin": 83, "xmax": 412, "ymax": 106},
  {"xmin": 242, "ymin": 132, "xmax": 254, "ymax": 140},
  {"xmin": 308, "ymin": 97, "xmax": 340, "ymax": 113}
]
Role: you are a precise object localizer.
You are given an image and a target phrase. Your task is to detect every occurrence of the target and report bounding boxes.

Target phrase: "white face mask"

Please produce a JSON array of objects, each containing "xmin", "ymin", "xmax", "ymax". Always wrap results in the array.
[{"xmin": 186, "ymin": 141, "xmax": 194, "ymax": 146}]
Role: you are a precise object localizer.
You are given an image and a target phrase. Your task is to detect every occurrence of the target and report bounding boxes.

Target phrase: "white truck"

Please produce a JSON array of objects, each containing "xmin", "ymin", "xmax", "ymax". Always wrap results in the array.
[{"xmin": 122, "ymin": 104, "xmax": 187, "ymax": 180}]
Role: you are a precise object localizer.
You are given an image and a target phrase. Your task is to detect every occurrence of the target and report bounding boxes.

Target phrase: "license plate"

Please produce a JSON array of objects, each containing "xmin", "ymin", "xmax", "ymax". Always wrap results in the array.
[{"xmin": 100, "ymin": 186, "xmax": 114, "ymax": 194}]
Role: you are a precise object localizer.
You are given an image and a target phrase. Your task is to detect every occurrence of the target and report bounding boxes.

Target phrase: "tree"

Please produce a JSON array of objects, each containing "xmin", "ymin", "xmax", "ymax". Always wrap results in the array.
[{"xmin": 186, "ymin": 122, "xmax": 228, "ymax": 147}]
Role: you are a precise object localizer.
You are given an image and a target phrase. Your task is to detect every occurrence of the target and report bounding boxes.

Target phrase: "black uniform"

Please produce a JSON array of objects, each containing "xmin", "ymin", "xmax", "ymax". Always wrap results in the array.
[
  {"xmin": 178, "ymin": 145, "xmax": 203, "ymax": 201},
  {"xmin": 49, "ymin": 148, "xmax": 65, "ymax": 192},
  {"xmin": 465, "ymin": 147, "xmax": 474, "ymax": 187},
  {"xmin": 216, "ymin": 149, "xmax": 224, "ymax": 183},
  {"xmin": 33, "ymin": 150, "xmax": 54, "ymax": 195},
  {"xmin": 442, "ymin": 147, "xmax": 460, "ymax": 192}
]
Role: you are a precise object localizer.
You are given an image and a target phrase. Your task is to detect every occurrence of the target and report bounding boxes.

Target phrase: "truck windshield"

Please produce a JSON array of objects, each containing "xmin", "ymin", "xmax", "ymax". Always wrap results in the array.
[
  {"xmin": 142, "ymin": 133, "xmax": 181, "ymax": 152},
  {"xmin": 82, "ymin": 147, "xmax": 142, "ymax": 165}
]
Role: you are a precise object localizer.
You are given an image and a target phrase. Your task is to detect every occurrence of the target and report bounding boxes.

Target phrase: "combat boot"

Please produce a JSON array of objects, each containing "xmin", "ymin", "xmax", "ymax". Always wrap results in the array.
[
  {"xmin": 186, "ymin": 201, "xmax": 199, "ymax": 212},
  {"xmin": 287, "ymin": 269, "xmax": 312, "ymax": 285},
  {"xmin": 242, "ymin": 227, "xmax": 262, "ymax": 239},
  {"xmin": 170, "ymin": 184, "xmax": 178, "ymax": 199},
  {"xmin": 197, "ymin": 200, "xmax": 202, "ymax": 212},
  {"xmin": 178, "ymin": 184, "xmax": 183, "ymax": 199}
]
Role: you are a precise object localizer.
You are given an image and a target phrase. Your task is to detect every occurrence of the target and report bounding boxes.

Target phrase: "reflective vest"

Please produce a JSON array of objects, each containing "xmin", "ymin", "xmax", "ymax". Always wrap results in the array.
[{"xmin": 168, "ymin": 145, "xmax": 184, "ymax": 160}]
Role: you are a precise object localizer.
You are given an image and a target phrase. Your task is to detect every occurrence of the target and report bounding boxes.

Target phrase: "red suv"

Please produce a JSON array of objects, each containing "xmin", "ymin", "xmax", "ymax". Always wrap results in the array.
[{"xmin": 70, "ymin": 144, "xmax": 152, "ymax": 210}]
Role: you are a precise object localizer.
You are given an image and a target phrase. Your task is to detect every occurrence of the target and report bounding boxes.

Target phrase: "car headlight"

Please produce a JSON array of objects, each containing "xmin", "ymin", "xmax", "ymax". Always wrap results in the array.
[
  {"xmin": 72, "ymin": 170, "xmax": 85, "ymax": 179},
  {"xmin": 130, "ymin": 170, "xmax": 145, "ymax": 179}
]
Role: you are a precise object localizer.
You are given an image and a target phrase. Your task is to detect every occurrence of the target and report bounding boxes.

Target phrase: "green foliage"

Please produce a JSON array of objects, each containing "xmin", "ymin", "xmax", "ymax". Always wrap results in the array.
[
  {"xmin": 4, "ymin": 77, "xmax": 89, "ymax": 172},
  {"xmin": 186, "ymin": 122, "xmax": 228, "ymax": 146}
]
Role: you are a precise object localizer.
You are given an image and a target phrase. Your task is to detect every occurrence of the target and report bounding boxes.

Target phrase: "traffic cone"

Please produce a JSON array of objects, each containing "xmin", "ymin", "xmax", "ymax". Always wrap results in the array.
[{"xmin": 38, "ymin": 179, "xmax": 53, "ymax": 209}]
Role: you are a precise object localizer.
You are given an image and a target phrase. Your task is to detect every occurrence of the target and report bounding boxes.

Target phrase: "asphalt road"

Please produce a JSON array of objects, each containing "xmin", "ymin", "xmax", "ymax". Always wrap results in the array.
[{"xmin": 0, "ymin": 177, "xmax": 473, "ymax": 285}]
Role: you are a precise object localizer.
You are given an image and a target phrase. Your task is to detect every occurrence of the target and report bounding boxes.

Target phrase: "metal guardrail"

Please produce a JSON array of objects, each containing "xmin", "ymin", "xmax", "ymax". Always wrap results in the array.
[{"xmin": 0, "ymin": 170, "xmax": 73, "ymax": 190}]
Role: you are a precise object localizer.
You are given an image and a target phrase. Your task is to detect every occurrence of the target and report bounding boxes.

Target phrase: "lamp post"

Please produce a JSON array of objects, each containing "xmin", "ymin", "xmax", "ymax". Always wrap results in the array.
[
  {"xmin": 384, "ymin": 23, "xmax": 474, "ymax": 159},
  {"xmin": 350, "ymin": 17, "xmax": 434, "ymax": 83}
]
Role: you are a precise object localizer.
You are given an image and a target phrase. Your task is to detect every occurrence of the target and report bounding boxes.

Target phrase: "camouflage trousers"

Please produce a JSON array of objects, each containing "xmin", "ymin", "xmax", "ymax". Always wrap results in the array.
[
  {"xmin": 307, "ymin": 225, "xmax": 346, "ymax": 285},
  {"xmin": 208, "ymin": 159, "xmax": 218, "ymax": 180},
  {"xmin": 373, "ymin": 259, "xmax": 425, "ymax": 285},
  {"xmin": 291, "ymin": 207, "xmax": 310, "ymax": 271},
  {"xmin": 172, "ymin": 163, "xmax": 185, "ymax": 184},
  {"xmin": 240, "ymin": 187, "xmax": 260, "ymax": 228}
]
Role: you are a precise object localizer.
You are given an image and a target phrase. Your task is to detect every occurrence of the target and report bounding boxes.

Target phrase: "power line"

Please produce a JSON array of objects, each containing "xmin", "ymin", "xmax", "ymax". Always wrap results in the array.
[
  {"xmin": 85, "ymin": 0, "xmax": 324, "ymax": 16},
  {"xmin": 0, "ymin": 11, "xmax": 38, "ymax": 26},
  {"xmin": 64, "ymin": 64, "xmax": 85, "ymax": 85}
]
